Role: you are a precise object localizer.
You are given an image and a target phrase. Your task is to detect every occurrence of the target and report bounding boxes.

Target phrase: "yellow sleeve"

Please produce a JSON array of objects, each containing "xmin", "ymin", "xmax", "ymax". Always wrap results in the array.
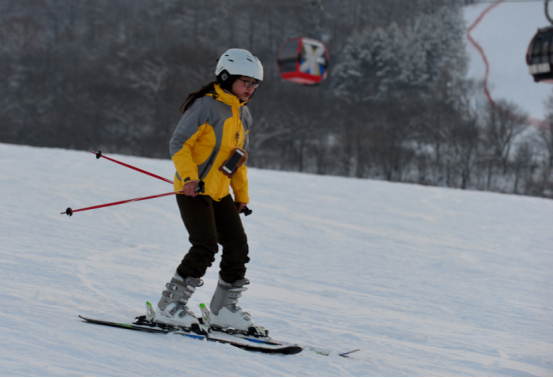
[
  {"xmin": 170, "ymin": 97, "xmax": 211, "ymax": 186},
  {"xmin": 230, "ymin": 165, "xmax": 249, "ymax": 203},
  {"xmin": 171, "ymin": 126, "xmax": 204, "ymax": 185}
]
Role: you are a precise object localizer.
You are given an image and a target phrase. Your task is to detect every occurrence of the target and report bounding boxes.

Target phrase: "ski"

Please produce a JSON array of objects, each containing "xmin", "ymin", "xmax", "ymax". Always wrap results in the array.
[
  {"xmin": 196, "ymin": 303, "xmax": 360, "ymax": 358},
  {"xmin": 78, "ymin": 315, "xmax": 203, "ymax": 338},
  {"xmin": 197, "ymin": 303, "xmax": 291, "ymax": 346},
  {"xmin": 79, "ymin": 302, "xmax": 360, "ymax": 358},
  {"xmin": 78, "ymin": 315, "xmax": 303, "ymax": 355}
]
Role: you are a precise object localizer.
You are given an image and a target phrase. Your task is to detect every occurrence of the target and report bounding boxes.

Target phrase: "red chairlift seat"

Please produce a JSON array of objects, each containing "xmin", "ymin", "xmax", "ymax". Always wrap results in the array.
[
  {"xmin": 277, "ymin": 37, "xmax": 329, "ymax": 85},
  {"xmin": 527, "ymin": 26, "xmax": 553, "ymax": 83}
]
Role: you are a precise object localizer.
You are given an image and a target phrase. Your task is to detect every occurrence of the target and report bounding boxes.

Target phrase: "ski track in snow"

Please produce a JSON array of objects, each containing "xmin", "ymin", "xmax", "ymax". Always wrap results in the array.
[{"xmin": 0, "ymin": 143, "xmax": 552, "ymax": 376}]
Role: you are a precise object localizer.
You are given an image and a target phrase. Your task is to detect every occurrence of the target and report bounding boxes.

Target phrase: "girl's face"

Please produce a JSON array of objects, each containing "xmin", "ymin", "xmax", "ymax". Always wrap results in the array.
[{"xmin": 231, "ymin": 76, "xmax": 259, "ymax": 102}]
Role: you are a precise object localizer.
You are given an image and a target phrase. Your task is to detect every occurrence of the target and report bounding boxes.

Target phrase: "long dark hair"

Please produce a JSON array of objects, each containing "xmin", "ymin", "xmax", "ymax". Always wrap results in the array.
[{"xmin": 180, "ymin": 81, "xmax": 218, "ymax": 114}]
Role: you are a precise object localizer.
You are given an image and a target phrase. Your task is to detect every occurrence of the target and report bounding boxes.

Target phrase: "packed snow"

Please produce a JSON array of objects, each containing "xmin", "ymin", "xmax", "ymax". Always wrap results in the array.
[
  {"xmin": 464, "ymin": 1, "xmax": 553, "ymax": 121},
  {"xmin": 0, "ymin": 143, "xmax": 552, "ymax": 376}
]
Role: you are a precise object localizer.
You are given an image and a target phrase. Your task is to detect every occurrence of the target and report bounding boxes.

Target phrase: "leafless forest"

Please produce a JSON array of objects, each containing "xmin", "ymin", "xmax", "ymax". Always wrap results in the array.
[{"xmin": 1, "ymin": 0, "xmax": 552, "ymax": 197}]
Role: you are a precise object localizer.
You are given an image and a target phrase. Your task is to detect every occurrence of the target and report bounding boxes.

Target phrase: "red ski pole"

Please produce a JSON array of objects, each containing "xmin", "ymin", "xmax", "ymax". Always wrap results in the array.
[
  {"xmin": 62, "ymin": 182, "xmax": 205, "ymax": 216},
  {"xmin": 61, "ymin": 152, "xmax": 216, "ymax": 216},
  {"xmin": 62, "ymin": 191, "xmax": 179, "ymax": 216},
  {"xmin": 90, "ymin": 151, "xmax": 174, "ymax": 185}
]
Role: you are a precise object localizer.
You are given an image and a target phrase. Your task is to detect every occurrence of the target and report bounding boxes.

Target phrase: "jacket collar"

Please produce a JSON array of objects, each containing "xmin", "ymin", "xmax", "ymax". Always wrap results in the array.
[{"xmin": 212, "ymin": 83, "xmax": 247, "ymax": 108}]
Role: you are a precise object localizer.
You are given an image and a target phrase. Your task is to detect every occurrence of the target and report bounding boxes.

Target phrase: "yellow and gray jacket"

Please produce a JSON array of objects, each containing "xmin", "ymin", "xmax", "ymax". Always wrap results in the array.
[{"xmin": 170, "ymin": 84, "xmax": 251, "ymax": 203}]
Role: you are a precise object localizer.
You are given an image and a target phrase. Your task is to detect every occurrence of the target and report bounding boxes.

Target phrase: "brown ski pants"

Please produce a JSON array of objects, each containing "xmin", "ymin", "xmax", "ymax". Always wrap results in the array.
[{"xmin": 175, "ymin": 193, "xmax": 249, "ymax": 283}]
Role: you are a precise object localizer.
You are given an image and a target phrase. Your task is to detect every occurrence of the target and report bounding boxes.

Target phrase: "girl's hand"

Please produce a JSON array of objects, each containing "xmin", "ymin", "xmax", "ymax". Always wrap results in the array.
[
  {"xmin": 182, "ymin": 181, "xmax": 199, "ymax": 196},
  {"xmin": 236, "ymin": 202, "xmax": 247, "ymax": 214}
]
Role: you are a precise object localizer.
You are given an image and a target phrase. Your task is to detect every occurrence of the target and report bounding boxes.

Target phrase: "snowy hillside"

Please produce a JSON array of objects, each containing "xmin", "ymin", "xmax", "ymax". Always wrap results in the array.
[
  {"xmin": 464, "ymin": 1, "xmax": 553, "ymax": 121},
  {"xmin": 1, "ymin": 143, "xmax": 552, "ymax": 376}
]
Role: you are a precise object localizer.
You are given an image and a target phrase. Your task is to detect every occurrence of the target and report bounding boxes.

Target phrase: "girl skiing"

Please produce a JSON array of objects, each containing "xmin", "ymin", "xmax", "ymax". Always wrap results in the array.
[{"xmin": 152, "ymin": 49, "xmax": 263, "ymax": 333}]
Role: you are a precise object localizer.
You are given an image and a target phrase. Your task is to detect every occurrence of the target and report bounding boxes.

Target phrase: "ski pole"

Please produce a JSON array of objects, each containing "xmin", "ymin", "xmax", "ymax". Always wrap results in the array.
[
  {"xmin": 62, "ymin": 181, "xmax": 205, "ymax": 216},
  {"xmin": 90, "ymin": 151, "xmax": 174, "ymax": 185},
  {"xmin": 62, "ymin": 191, "xmax": 179, "ymax": 216},
  {"xmin": 64, "ymin": 151, "xmax": 252, "ymax": 216}
]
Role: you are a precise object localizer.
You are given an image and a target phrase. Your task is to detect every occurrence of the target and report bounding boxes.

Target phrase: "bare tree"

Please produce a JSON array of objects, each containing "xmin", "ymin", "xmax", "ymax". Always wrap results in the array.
[
  {"xmin": 481, "ymin": 100, "xmax": 529, "ymax": 188},
  {"xmin": 1, "ymin": 0, "xmax": 547, "ymax": 198}
]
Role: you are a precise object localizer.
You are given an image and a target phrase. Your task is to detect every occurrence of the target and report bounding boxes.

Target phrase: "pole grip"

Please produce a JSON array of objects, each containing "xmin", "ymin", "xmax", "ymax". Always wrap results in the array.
[
  {"xmin": 241, "ymin": 206, "xmax": 252, "ymax": 216},
  {"xmin": 194, "ymin": 180, "xmax": 206, "ymax": 194}
]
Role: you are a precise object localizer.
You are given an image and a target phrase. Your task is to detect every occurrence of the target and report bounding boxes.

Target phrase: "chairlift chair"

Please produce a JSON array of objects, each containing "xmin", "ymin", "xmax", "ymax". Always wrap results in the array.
[
  {"xmin": 527, "ymin": 0, "xmax": 553, "ymax": 82},
  {"xmin": 277, "ymin": 37, "xmax": 329, "ymax": 85},
  {"xmin": 527, "ymin": 26, "xmax": 553, "ymax": 82}
]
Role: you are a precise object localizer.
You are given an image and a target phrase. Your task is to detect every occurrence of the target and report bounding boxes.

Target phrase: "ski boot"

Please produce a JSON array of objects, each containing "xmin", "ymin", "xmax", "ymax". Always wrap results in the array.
[
  {"xmin": 149, "ymin": 271, "xmax": 203, "ymax": 331},
  {"xmin": 207, "ymin": 275, "xmax": 268, "ymax": 337}
]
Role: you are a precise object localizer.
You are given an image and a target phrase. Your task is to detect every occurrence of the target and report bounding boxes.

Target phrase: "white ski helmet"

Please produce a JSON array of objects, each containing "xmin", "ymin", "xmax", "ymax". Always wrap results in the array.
[{"xmin": 215, "ymin": 49, "xmax": 263, "ymax": 83}]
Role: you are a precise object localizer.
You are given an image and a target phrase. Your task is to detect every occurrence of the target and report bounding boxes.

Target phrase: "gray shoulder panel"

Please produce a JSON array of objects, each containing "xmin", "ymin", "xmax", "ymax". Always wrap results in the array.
[
  {"xmin": 170, "ymin": 94, "xmax": 235, "ymax": 181},
  {"xmin": 169, "ymin": 96, "xmax": 230, "ymax": 158}
]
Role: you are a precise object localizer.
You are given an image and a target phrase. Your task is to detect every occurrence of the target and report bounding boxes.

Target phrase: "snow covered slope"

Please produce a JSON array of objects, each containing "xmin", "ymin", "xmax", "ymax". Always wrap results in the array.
[
  {"xmin": 464, "ymin": 1, "xmax": 553, "ymax": 121},
  {"xmin": 0, "ymin": 143, "xmax": 552, "ymax": 376}
]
